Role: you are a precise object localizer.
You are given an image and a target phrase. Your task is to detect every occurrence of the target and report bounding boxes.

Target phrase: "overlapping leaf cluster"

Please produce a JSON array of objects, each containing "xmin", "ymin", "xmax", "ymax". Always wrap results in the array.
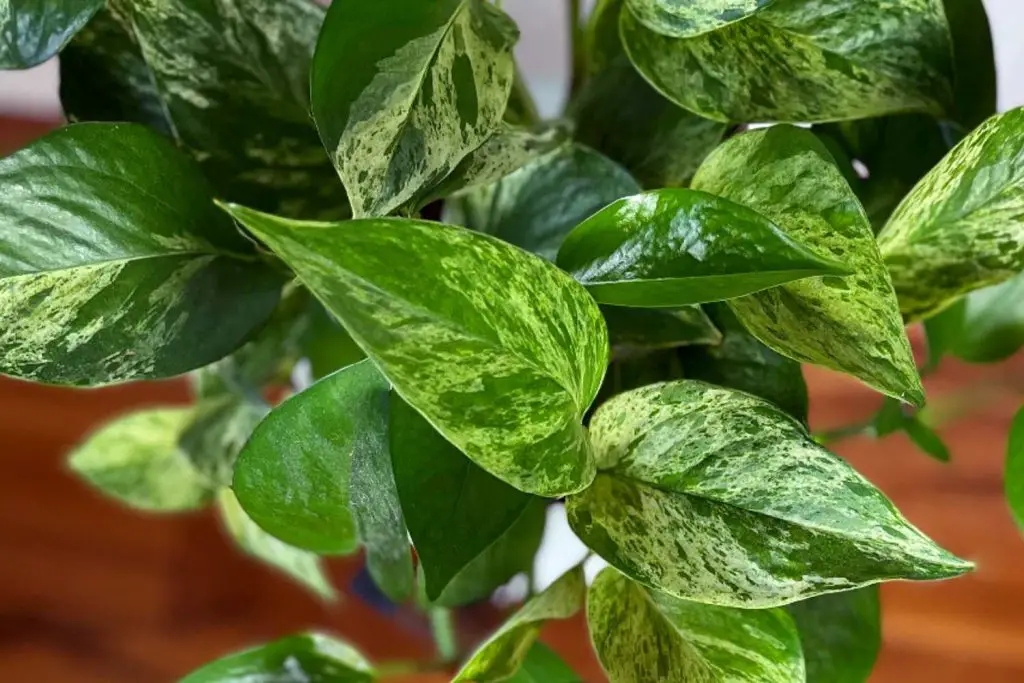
[{"xmin": 2, "ymin": 0, "xmax": 1022, "ymax": 681}]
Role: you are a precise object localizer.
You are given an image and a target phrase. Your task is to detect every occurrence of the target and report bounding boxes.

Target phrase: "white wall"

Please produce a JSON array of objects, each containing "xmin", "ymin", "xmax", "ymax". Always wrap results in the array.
[{"xmin": 0, "ymin": 1, "xmax": 1021, "ymax": 118}]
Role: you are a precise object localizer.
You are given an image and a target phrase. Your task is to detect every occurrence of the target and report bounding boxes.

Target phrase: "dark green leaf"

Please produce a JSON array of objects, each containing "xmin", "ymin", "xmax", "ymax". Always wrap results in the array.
[
  {"xmin": 926, "ymin": 273, "xmax": 1024, "ymax": 365},
  {"xmin": 460, "ymin": 143, "xmax": 640, "ymax": 260},
  {"xmin": 223, "ymin": 207, "xmax": 609, "ymax": 498},
  {"xmin": 604, "ymin": 306, "xmax": 721, "ymax": 355},
  {"xmin": 180, "ymin": 393, "xmax": 269, "ymax": 488},
  {"xmin": 872, "ymin": 398, "xmax": 951, "ymax": 463},
  {"xmin": 903, "ymin": 420, "xmax": 951, "ymax": 463},
  {"xmin": 692, "ymin": 125, "xmax": 923, "ymax": 405},
  {"xmin": 568, "ymin": 382, "xmax": 971, "ymax": 607},
  {"xmin": 1007, "ymin": 407, "xmax": 1024, "ymax": 531},
  {"xmin": 505, "ymin": 643, "xmax": 581, "ymax": 683},
  {"xmin": 595, "ymin": 349, "xmax": 686, "ymax": 410},
  {"xmin": 311, "ymin": 0, "xmax": 518, "ymax": 217},
  {"xmin": 626, "ymin": 0, "xmax": 775, "ymax": 39},
  {"xmin": 390, "ymin": 396, "xmax": 536, "ymax": 601},
  {"xmin": 180, "ymin": 632, "xmax": 374, "ymax": 683},
  {"xmin": 944, "ymin": 0, "xmax": 997, "ymax": 130},
  {"xmin": 68, "ymin": 408, "xmax": 214, "ymax": 512},
  {"xmin": 0, "ymin": 0, "xmax": 102, "ymax": 68},
  {"xmin": 588, "ymin": 568, "xmax": 804, "ymax": 682},
  {"xmin": 557, "ymin": 188, "xmax": 850, "ymax": 307},
  {"xmin": 301, "ymin": 304, "xmax": 366, "ymax": 380},
  {"xmin": 620, "ymin": 0, "xmax": 953, "ymax": 122},
  {"xmin": 786, "ymin": 587, "xmax": 881, "ymax": 683},
  {"xmin": 879, "ymin": 108, "xmax": 1024, "ymax": 320},
  {"xmin": 0, "ymin": 123, "xmax": 282, "ymax": 386},
  {"xmin": 679, "ymin": 304, "xmax": 808, "ymax": 423},
  {"xmin": 453, "ymin": 567, "xmax": 586, "ymax": 682}
]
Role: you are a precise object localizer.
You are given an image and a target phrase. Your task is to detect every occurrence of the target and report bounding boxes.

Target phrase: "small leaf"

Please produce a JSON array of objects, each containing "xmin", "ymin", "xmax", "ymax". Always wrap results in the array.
[
  {"xmin": 879, "ymin": 108, "xmax": 1024, "ymax": 320},
  {"xmin": 223, "ymin": 207, "xmax": 609, "ymax": 498},
  {"xmin": 453, "ymin": 567, "xmax": 586, "ymax": 682},
  {"xmin": 568, "ymin": 382, "xmax": 971, "ymax": 608},
  {"xmin": 620, "ymin": 1, "xmax": 953, "ymax": 123},
  {"xmin": 604, "ymin": 306, "xmax": 722, "ymax": 354},
  {"xmin": 68, "ymin": 408, "xmax": 213, "ymax": 512},
  {"xmin": 390, "ymin": 396, "xmax": 537, "ymax": 601},
  {"xmin": 626, "ymin": 0, "xmax": 775, "ymax": 38},
  {"xmin": 180, "ymin": 395, "xmax": 269, "ymax": 489},
  {"xmin": 786, "ymin": 588, "xmax": 881, "ymax": 683},
  {"xmin": 926, "ymin": 273, "xmax": 1024, "ymax": 365},
  {"xmin": 460, "ymin": 143, "xmax": 641, "ymax": 260},
  {"xmin": 692, "ymin": 125, "xmax": 923, "ymax": 405},
  {"xmin": 557, "ymin": 189, "xmax": 850, "ymax": 307},
  {"xmin": 216, "ymin": 489, "xmax": 335, "ymax": 600},
  {"xmin": 588, "ymin": 568, "xmax": 804, "ymax": 683},
  {"xmin": 312, "ymin": 0, "xmax": 518, "ymax": 217},
  {"xmin": 679, "ymin": 304, "xmax": 808, "ymax": 423},
  {"xmin": 180, "ymin": 632, "xmax": 374, "ymax": 683},
  {"xmin": 1008, "ymin": 407, "xmax": 1024, "ymax": 531},
  {"xmin": 0, "ymin": 0, "xmax": 102, "ymax": 68},
  {"xmin": 506, "ymin": 643, "xmax": 581, "ymax": 683},
  {"xmin": 0, "ymin": 123, "xmax": 282, "ymax": 386}
]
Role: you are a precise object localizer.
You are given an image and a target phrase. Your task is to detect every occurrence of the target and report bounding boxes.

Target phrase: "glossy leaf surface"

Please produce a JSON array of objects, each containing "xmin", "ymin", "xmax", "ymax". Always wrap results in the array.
[
  {"xmin": 786, "ymin": 587, "xmax": 881, "ymax": 683},
  {"xmin": 620, "ymin": 0, "xmax": 953, "ymax": 123},
  {"xmin": 180, "ymin": 632, "xmax": 374, "ymax": 683},
  {"xmin": 0, "ymin": 123, "xmax": 281, "ymax": 386},
  {"xmin": 224, "ymin": 207, "xmax": 609, "ymax": 497},
  {"xmin": 692, "ymin": 125, "xmax": 923, "ymax": 405},
  {"xmin": 558, "ymin": 189, "xmax": 849, "ymax": 307},
  {"xmin": 506, "ymin": 643, "xmax": 581, "ymax": 683},
  {"xmin": 312, "ymin": 0, "xmax": 517, "ymax": 217},
  {"xmin": 69, "ymin": 408, "xmax": 213, "ymax": 512},
  {"xmin": 588, "ymin": 568, "xmax": 804, "ymax": 682},
  {"xmin": 453, "ymin": 567, "xmax": 585, "ymax": 682},
  {"xmin": 1009, "ymin": 407, "xmax": 1024, "ymax": 530},
  {"xmin": 626, "ymin": 0, "xmax": 775, "ymax": 38},
  {"xmin": 0, "ymin": 0, "xmax": 101, "ymax": 68},
  {"xmin": 568, "ymin": 382, "xmax": 971, "ymax": 607},
  {"xmin": 604, "ymin": 306, "xmax": 721, "ymax": 354},
  {"xmin": 879, "ymin": 108, "xmax": 1024, "ymax": 320}
]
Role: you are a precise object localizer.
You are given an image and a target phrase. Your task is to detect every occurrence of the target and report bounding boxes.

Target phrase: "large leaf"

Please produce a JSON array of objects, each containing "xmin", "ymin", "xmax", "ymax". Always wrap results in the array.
[
  {"xmin": 68, "ymin": 408, "xmax": 213, "ymax": 512},
  {"xmin": 453, "ymin": 567, "xmax": 586, "ymax": 682},
  {"xmin": 878, "ymin": 108, "xmax": 1024, "ymax": 320},
  {"xmin": 390, "ymin": 396, "xmax": 536, "ymax": 601},
  {"xmin": 572, "ymin": 0, "xmax": 726, "ymax": 188},
  {"xmin": 588, "ymin": 568, "xmax": 804, "ymax": 682},
  {"xmin": 692, "ymin": 125, "xmax": 923, "ymax": 405},
  {"xmin": 311, "ymin": 0, "xmax": 518, "ymax": 217},
  {"xmin": 557, "ymin": 189, "xmax": 849, "ymax": 307},
  {"xmin": 180, "ymin": 632, "xmax": 374, "ymax": 683},
  {"xmin": 786, "ymin": 587, "xmax": 881, "ymax": 683},
  {"xmin": 459, "ymin": 143, "xmax": 641, "ymax": 260},
  {"xmin": 0, "ymin": 0, "xmax": 102, "ymax": 68},
  {"xmin": 223, "ymin": 207, "xmax": 609, "ymax": 497},
  {"xmin": 626, "ymin": 0, "xmax": 775, "ymax": 39},
  {"xmin": 925, "ymin": 273, "xmax": 1024, "ymax": 365},
  {"xmin": 0, "ymin": 123, "xmax": 281, "ymax": 386},
  {"xmin": 620, "ymin": 0, "xmax": 953, "ymax": 123},
  {"xmin": 568, "ymin": 382, "xmax": 971, "ymax": 608},
  {"xmin": 63, "ymin": 0, "xmax": 344, "ymax": 219},
  {"xmin": 217, "ymin": 489, "xmax": 334, "ymax": 600},
  {"xmin": 506, "ymin": 643, "xmax": 581, "ymax": 683},
  {"xmin": 1009, "ymin": 407, "xmax": 1024, "ymax": 531},
  {"xmin": 604, "ymin": 306, "xmax": 721, "ymax": 355},
  {"xmin": 679, "ymin": 304, "xmax": 808, "ymax": 423}
]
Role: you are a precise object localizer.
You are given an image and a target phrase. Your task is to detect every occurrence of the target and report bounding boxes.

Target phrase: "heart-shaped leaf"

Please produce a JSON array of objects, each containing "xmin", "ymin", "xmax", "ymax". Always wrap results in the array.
[
  {"xmin": 786, "ymin": 587, "xmax": 881, "ymax": 683},
  {"xmin": 0, "ymin": 0, "xmax": 102, "ymax": 68},
  {"xmin": 588, "ymin": 568, "xmax": 804, "ymax": 682},
  {"xmin": 0, "ymin": 123, "xmax": 282, "ymax": 386},
  {"xmin": 223, "ymin": 207, "xmax": 609, "ymax": 498},
  {"xmin": 620, "ymin": 1, "xmax": 953, "ymax": 122},
  {"xmin": 625, "ymin": 0, "xmax": 775, "ymax": 39},
  {"xmin": 312, "ymin": 0, "xmax": 518, "ymax": 217},
  {"xmin": 692, "ymin": 125, "xmax": 923, "ymax": 405},
  {"xmin": 878, "ymin": 108, "xmax": 1024, "ymax": 320},
  {"xmin": 568, "ymin": 382, "xmax": 971, "ymax": 608},
  {"xmin": 558, "ymin": 189, "xmax": 850, "ymax": 307}
]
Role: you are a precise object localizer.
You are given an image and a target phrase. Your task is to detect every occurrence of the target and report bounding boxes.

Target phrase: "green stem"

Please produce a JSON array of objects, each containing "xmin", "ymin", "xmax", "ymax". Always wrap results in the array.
[
  {"xmin": 813, "ymin": 421, "xmax": 876, "ymax": 446},
  {"xmin": 429, "ymin": 607, "xmax": 459, "ymax": 664}
]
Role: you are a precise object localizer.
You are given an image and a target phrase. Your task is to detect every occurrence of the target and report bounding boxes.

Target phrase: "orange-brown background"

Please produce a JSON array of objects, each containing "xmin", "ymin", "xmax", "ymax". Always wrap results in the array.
[{"xmin": 2, "ymin": 118, "xmax": 1023, "ymax": 682}]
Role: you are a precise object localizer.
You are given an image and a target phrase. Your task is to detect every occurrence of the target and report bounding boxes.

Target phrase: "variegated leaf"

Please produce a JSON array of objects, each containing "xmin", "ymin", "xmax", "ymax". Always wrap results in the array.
[
  {"xmin": 456, "ymin": 143, "xmax": 640, "ymax": 261},
  {"xmin": 692, "ymin": 125, "xmax": 923, "ymax": 405},
  {"xmin": 68, "ymin": 407, "xmax": 214, "ymax": 512},
  {"xmin": 786, "ymin": 587, "xmax": 881, "ymax": 683},
  {"xmin": 453, "ymin": 567, "xmax": 586, "ymax": 682},
  {"xmin": 626, "ymin": 0, "xmax": 775, "ymax": 39},
  {"xmin": 223, "ymin": 207, "xmax": 609, "ymax": 498},
  {"xmin": 878, "ymin": 108, "xmax": 1024, "ymax": 320},
  {"xmin": 180, "ymin": 632, "xmax": 374, "ymax": 683},
  {"xmin": 588, "ymin": 568, "xmax": 804, "ymax": 682},
  {"xmin": 312, "ymin": 0, "xmax": 518, "ymax": 218},
  {"xmin": 568, "ymin": 382, "xmax": 971, "ymax": 608},
  {"xmin": 558, "ymin": 189, "xmax": 850, "ymax": 307},
  {"xmin": 604, "ymin": 306, "xmax": 722, "ymax": 355},
  {"xmin": 0, "ymin": 0, "xmax": 101, "ymax": 68},
  {"xmin": 216, "ymin": 489, "xmax": 335, "ymax": 600},
  {"xmin": 620, "ymin": 0, "xmax": 953, "ymax": 122},
  {"xmin": 0, "ymin": 123, "xmax": 282, "ymax": 386}
]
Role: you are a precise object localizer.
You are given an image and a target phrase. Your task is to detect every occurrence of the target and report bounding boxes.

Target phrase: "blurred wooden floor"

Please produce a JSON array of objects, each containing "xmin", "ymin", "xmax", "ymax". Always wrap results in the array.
[{"xmin": 2, "ymin": 118, "xmax": 1024, "ymax": 681}]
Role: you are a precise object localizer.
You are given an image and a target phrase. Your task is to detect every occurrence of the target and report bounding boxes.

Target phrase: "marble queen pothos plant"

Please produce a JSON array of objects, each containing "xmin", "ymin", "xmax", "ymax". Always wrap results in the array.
[{"xmin": 2, "ymin": 0, "xmax": 1023, "ymax": 680}]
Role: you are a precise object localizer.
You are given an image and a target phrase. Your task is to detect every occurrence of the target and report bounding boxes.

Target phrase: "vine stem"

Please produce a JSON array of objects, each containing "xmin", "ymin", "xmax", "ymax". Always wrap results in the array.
[{"xmin": 429, "ymin": 606, "xmax": 459, "ymax": 664}]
